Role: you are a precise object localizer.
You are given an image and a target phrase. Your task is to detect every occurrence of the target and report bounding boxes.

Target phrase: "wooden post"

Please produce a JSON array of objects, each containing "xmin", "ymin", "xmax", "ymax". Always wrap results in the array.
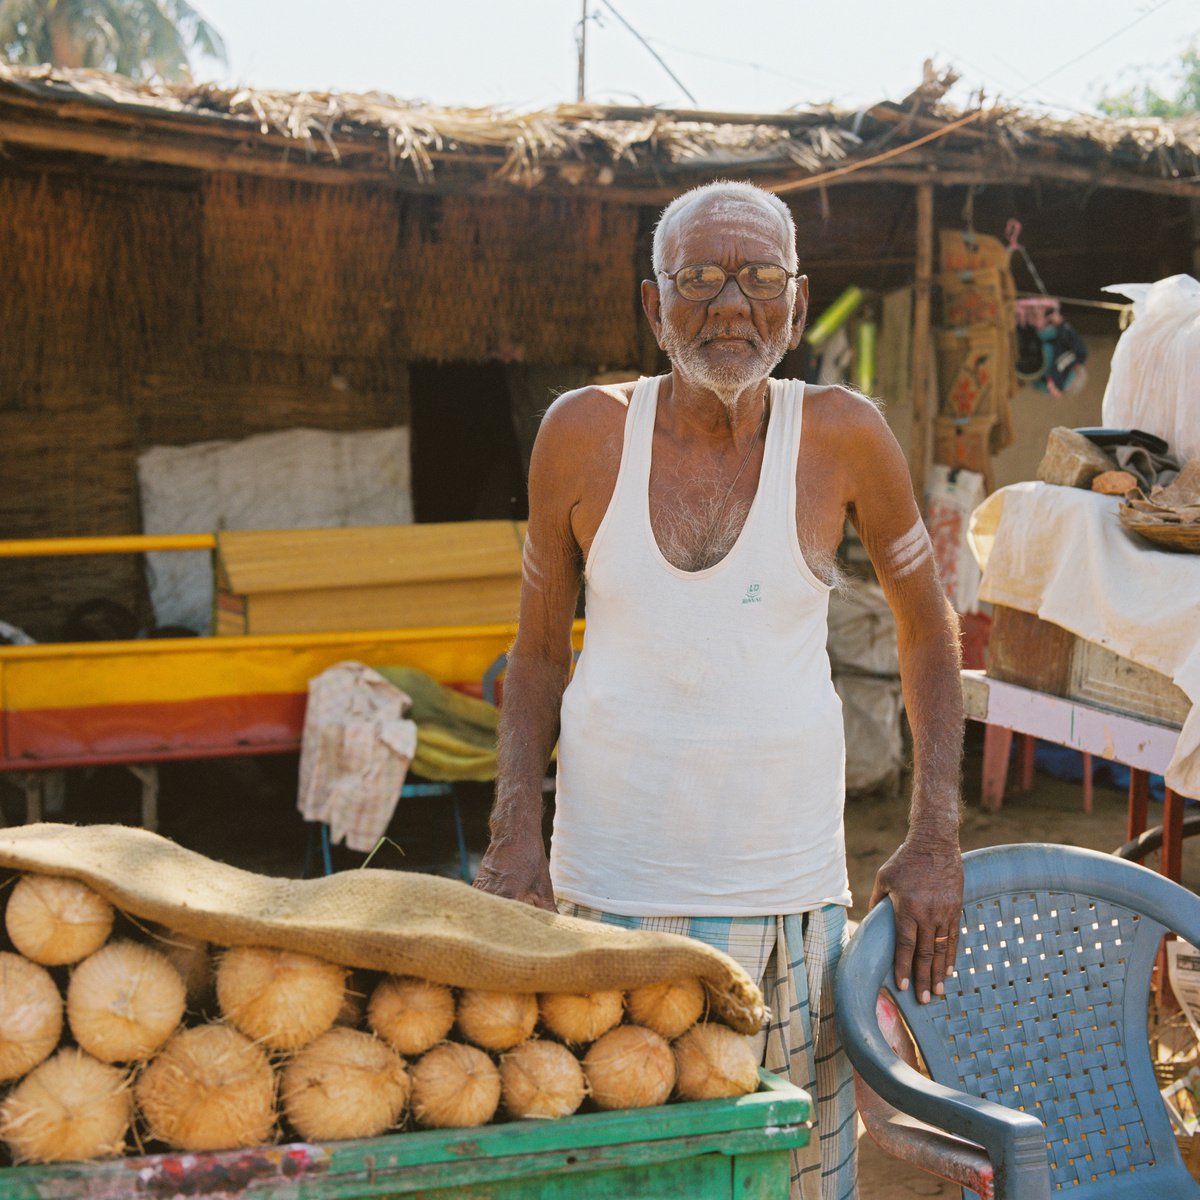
[{"xmin": 910, "ymin": 182, "xmax": 934, "ymax": 510}]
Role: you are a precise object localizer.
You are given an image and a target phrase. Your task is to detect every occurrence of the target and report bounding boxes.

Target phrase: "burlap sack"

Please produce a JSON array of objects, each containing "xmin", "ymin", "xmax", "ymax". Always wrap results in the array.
[{"xmin": 0, "ymin": 824, "xmax": 765, "ymax": 1034}]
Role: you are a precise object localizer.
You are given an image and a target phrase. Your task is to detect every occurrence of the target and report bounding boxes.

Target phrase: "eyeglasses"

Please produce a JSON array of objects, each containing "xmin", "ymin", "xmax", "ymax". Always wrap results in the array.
[{"xmin": 659, "ymin": 262, "xmax": 797, "ymax": 302}]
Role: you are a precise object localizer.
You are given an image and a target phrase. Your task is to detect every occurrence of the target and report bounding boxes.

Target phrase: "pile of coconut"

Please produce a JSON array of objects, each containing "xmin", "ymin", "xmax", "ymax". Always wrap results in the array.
[{"xmin": 0, "ymin": 873, "xmax": 762, "ymax": 1165}]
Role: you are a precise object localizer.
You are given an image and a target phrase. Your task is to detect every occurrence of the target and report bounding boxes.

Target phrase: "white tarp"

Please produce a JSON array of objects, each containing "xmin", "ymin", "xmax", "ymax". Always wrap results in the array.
[
  {"xmin": 1102, "ymin": 274, "xmax": 1200, "ymax": 462},
  {"xmin": 138, "ymin": 426, "xmax": 412, "ymax": 633},
  {"xmin": 926, "ymin": 464, "xmax": 986, "ymax": 615},
  {"xmin": 828, "ymin": 581, "xmax": 904, "ymax": 795}
]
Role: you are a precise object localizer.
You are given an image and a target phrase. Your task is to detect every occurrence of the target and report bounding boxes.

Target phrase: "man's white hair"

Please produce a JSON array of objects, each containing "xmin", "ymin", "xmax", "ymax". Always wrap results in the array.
[{"xmin": 651, "ymin": 180, "xmax": 798, "ymax": 274}]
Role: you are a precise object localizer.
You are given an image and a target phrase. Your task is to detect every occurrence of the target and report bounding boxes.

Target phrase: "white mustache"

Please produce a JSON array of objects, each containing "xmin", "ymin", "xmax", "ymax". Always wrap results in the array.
[{"xmin": 701, "ymin": 327, "xmax": 761, "ymax": 345}]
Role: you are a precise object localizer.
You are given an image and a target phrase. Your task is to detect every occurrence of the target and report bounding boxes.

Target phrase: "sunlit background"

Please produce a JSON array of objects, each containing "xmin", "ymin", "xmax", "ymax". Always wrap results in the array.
[{"xmin": 189, "ymin": 0, "xmax": 1197, "ymax": 115}]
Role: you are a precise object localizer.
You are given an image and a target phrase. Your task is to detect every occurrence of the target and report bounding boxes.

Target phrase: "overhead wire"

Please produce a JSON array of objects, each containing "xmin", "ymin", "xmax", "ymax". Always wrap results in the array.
[
  {"xmin": 595, "ymin": 1, "xmax": 698, "ymax": 106},
  {"xmin": 637, "ymin": 34, "xmax": 840, "ymax": 99},
  {"xmin": 932, "ymin": 0, "xmax": 1180, "ymax": 113},
  {"xmin": 1014, "ymin": 0, "xmax": 1176, "ymax": 96},
  {"xmin": 582, "ymin": 0, "xmax": 1185, "ymax": 203},
  {"xmin": 587, "ymin": 1, "xmax": 1182, "ymax": 118},
  {"xmin": 801, "ymin": 1, "xmax": 1187, "ymax": 195}
]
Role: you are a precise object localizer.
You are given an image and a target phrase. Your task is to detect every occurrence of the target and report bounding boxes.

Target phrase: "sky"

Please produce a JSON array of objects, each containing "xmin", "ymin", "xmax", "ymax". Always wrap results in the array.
[{"xmin": 189, "ymin": 0, "xmax": 1198, "ymax": 117}]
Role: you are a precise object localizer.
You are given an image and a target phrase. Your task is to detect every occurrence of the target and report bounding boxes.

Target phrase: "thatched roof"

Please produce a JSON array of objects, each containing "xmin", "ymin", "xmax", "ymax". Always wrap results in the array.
[{"xmin": 1, "ymin": 62, "xmax": 1198, "ymax": 198}]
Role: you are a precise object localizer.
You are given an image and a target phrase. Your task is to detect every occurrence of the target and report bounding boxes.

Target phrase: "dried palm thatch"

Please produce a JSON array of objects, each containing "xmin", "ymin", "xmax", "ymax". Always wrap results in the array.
[
  {"xmin": 395, "ymin": 193, "xmax": 640, "ymax": 364},
  {"xmin": 202, "ymin": 173, "xmax": 398, "ymax": 359},
  {"xmin": 200, "ymin": 173, "xmax": 640, "ymax": 364},
  {"xmin": 130, "ymin": 373, "xmax": 405, "ymax": 450},
  {"xmin": 887, "ymin": 67, "xmax": 1200, "ymax": 186},
  {"xmin": 0, "ymin": 62, "xmax": 862, "ymax": 189},
  {"xmin": 0, "ymin": 404, "xmax": 145, "ymax": 638},
  {"xmin": 2, "ymin": 62, "xmax": 1198, "ymax": 195},
  {"xmin": 0, "ymin": 171, "xmax": 201, "ymax": 396}
]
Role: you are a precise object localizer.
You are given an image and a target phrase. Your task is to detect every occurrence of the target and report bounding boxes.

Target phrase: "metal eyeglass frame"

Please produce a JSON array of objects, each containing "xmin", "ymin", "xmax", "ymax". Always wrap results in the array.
[{"xmin": 657, "ymin": 262, "xmax": 799, "ymax": 302}]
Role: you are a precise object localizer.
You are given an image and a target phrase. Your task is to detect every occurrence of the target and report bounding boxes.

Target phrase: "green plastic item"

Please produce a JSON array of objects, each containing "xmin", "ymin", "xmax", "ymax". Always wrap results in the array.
[
  {"xmin": 0, "ymin": 1071, "xmax": 810, "ymax": 1199},
  {"xmin": 855, "ymin": 319, "xmax": 877, "ymax": 394},
  {"xmin": 804, "ymin": 285, "xmax": 864, "ymax": 349}
]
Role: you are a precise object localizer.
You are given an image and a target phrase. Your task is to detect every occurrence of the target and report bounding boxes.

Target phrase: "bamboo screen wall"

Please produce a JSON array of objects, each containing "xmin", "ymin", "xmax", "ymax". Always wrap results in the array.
[{"xmin": 0, "ymin": 167, "xmax": 642, "ymax": 639}]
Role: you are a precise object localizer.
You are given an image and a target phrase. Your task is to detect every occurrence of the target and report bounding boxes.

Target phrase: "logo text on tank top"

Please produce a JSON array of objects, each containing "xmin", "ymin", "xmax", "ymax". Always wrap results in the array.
[{"xmin": 742, "ymin": 582, "xmax": 762, "ymax": 605}]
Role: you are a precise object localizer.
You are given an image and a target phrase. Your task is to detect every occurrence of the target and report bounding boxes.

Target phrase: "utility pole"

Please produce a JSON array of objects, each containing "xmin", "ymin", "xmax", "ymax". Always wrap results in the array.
[{"xmin": 577, "ymin": 0, "xmax": 587, "ymax": 102}]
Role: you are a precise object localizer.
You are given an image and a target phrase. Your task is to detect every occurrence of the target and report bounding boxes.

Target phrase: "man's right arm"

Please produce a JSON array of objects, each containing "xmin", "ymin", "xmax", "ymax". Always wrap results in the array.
[{"xmin": 473, "ymin": 396, "xmax": 586, "ymax": 910}]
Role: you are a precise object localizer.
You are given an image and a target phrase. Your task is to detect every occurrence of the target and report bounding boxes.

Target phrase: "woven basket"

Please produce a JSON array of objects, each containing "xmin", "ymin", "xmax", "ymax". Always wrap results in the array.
[{"xmin": 1119, "ymin": 506, "xmax": 1200, "ymax": 553}]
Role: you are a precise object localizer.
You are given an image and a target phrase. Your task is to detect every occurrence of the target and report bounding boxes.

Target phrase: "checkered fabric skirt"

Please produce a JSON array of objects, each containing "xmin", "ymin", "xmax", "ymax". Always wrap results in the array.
[{"xmin": 557, "ymin": 901, "xmax": 858, "ymax": 1200}]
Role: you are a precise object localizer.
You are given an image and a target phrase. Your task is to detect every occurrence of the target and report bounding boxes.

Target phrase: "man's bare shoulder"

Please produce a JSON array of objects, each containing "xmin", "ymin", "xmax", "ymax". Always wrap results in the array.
[
  {"xmin": 544, "ymin": 380, "xmax": 635, "ymax": 426},
  {"xmin": 534, "ymin": 380, "xmax": 635, "ymax": 461},
  {"xmin": 800, "ymin": 383, "xmax": 890, "ymax": 444},
  {"xmin": 796, "ymin": 383, "xmax": 908, "ymax": 509}
]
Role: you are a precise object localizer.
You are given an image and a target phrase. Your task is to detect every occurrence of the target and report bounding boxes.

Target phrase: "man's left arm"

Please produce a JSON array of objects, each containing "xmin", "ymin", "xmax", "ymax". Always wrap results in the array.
[{"xmin": 844, "ymin": 399, "xmax": 964, "ymax": 1005}]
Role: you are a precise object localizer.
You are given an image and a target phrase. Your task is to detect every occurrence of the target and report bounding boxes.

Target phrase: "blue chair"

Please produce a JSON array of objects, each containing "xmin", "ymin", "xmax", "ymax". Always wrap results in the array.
[{"xmin": 836, "ymin": 843, "xmax": 1200, "ymax": 1199}]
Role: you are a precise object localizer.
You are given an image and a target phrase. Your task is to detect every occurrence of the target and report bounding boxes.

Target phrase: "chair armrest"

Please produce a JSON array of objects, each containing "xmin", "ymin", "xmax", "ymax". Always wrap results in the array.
[
  {"xmin": 855, "ymin": 992, "xmax": 996, "ymax": 1197},
  {"xmin": 836, "ymin": 904, "xmax": 1052, "ymax": 1200},
  {"xmin": 856, "ymin": 1074, "xmax": 996, "ymax": 1200}
]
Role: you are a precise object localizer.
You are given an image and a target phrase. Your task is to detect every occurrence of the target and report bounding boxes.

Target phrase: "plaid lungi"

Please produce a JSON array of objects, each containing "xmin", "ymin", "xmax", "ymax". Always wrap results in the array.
[{"xmin": 557, "ymin": 901, "xmax": 858, "ymax": 1200}]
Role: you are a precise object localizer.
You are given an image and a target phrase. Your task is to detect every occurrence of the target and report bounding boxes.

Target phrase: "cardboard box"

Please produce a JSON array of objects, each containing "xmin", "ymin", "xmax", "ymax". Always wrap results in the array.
[
  {"xmin": 986, "ymin": 605, "xmax": 1190, "ymax": 727},
  {"xmin": 214, "ymin": 521, "xmax": 526, "ymax": 635}
]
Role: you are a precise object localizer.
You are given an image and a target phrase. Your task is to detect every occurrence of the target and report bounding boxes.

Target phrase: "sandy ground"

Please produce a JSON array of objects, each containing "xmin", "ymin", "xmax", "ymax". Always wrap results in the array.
[{"xmin": 7, "ymin": 732, "xmax": 1193, "ymax": 1199}]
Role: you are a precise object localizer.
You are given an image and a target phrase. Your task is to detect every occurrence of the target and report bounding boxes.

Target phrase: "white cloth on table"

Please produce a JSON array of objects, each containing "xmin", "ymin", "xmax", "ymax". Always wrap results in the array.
[
  {"xmin": 969, "ymin": 482, "xmax": 1200, "ymax": 798},
  {"xmin": 297, "ymin": 662, "xmax": 418, "ymax": 853}
]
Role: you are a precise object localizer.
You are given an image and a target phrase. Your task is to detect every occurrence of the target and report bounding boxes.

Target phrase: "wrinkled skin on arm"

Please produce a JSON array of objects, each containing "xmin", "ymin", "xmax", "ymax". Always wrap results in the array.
[
  {"xmin": 832, "ymin": 395, "xmax": 964, "ymax": 1004},
  {"xmin": 472, "ymin": 390, "xmax": 607, "ymax": 911}
]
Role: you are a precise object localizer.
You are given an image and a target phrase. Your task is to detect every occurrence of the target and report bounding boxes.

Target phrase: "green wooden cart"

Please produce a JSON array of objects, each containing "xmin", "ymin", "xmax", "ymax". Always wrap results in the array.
[{"xmin": 0, "ymin": 1071, "xmax": 810, "ymax": 1199}]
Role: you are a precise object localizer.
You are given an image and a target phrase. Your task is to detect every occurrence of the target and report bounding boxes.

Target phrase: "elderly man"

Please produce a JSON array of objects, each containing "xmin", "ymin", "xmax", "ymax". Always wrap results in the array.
[{"xmin": 475, "ymin": 179, "xmax": 963, "ymax": 1200}]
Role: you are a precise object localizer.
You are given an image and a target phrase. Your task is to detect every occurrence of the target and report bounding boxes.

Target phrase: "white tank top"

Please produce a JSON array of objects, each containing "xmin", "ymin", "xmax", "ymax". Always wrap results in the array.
[{"xmin": 550, "ymin": 375, "xmax": 850, "ymax": 917}]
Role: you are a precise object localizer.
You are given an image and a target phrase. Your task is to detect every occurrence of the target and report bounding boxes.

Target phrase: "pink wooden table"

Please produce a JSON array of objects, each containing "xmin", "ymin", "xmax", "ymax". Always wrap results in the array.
[{"xmin": 962, "ymin": 669, "xmax": 1190, "ymax": 883}]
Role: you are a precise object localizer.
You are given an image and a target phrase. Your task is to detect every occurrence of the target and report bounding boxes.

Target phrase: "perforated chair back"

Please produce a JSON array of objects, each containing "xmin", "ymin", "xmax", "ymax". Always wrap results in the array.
[{"xmin": 837, "ymin": 844, "xmax": 1200, "ymax": 1199}]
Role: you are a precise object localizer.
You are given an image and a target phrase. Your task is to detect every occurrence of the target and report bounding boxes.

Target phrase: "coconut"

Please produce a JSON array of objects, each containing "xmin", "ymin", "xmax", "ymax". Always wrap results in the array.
[
  {"xmin": 0, "ymin": 951, "xmax": 62, "ymax": 1082},
  {"xmin": 368, "ymin": 975, "xmax": 455, "ymax": 1054},
  {"xmin": 500, "ymin": 1039, "xmax": 587, "ymax": 1119},
  {"xmin": 68, "ymin": 940, "xmax": 186, "ymax": 1063},
  {"xmin": 135, "ymin": 1023, "xmax": 276, "ymax": 1151},
  {"xmin": 410, "ymin": 1042, "xmax": 501, "ymax": 1128},
  {"xmin": 0, "ymin": 1048, "xmax": 131, "ymax": 1162},
  {"xmin": 625, "ymin": 978, "xmax": 706, "ymax": 1040},
  {"xmin": 672, "ymin": 1023, "xmax": 760, "ymax": 1100},
  {"xmin": 216, "ymin": 946, "xmax": 346, "ymax": 1051},
  {"xmin": 456, "ymin": 988, "xmax": 538, "ymax": 1052},
  {"xmin": 583, "ymin": 1025, "xmax": 675, "ymax": 1110},
  {"xmin": 282, "ymin": 1027, "xmax": 410, "ymax": 1140},
  {"xmin": 5, "ymin": 874, "xmax": 114, "ymax": 966},
  {"xmin": 538, "ymin": 990, "xmax": 623, "ymax": 1046}
]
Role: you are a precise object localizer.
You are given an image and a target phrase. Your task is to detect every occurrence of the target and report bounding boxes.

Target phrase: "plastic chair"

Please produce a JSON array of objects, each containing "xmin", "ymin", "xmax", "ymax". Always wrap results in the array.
[{"xmin": 836, "ymin": 843, "xmax": 1200, "ymax": 1200}]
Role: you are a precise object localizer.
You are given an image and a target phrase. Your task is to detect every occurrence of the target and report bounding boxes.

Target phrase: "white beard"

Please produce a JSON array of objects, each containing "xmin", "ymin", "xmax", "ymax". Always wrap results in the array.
[{"xmin": 660, "ymin": 316, "xmax": 792, "ymax": 409}]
